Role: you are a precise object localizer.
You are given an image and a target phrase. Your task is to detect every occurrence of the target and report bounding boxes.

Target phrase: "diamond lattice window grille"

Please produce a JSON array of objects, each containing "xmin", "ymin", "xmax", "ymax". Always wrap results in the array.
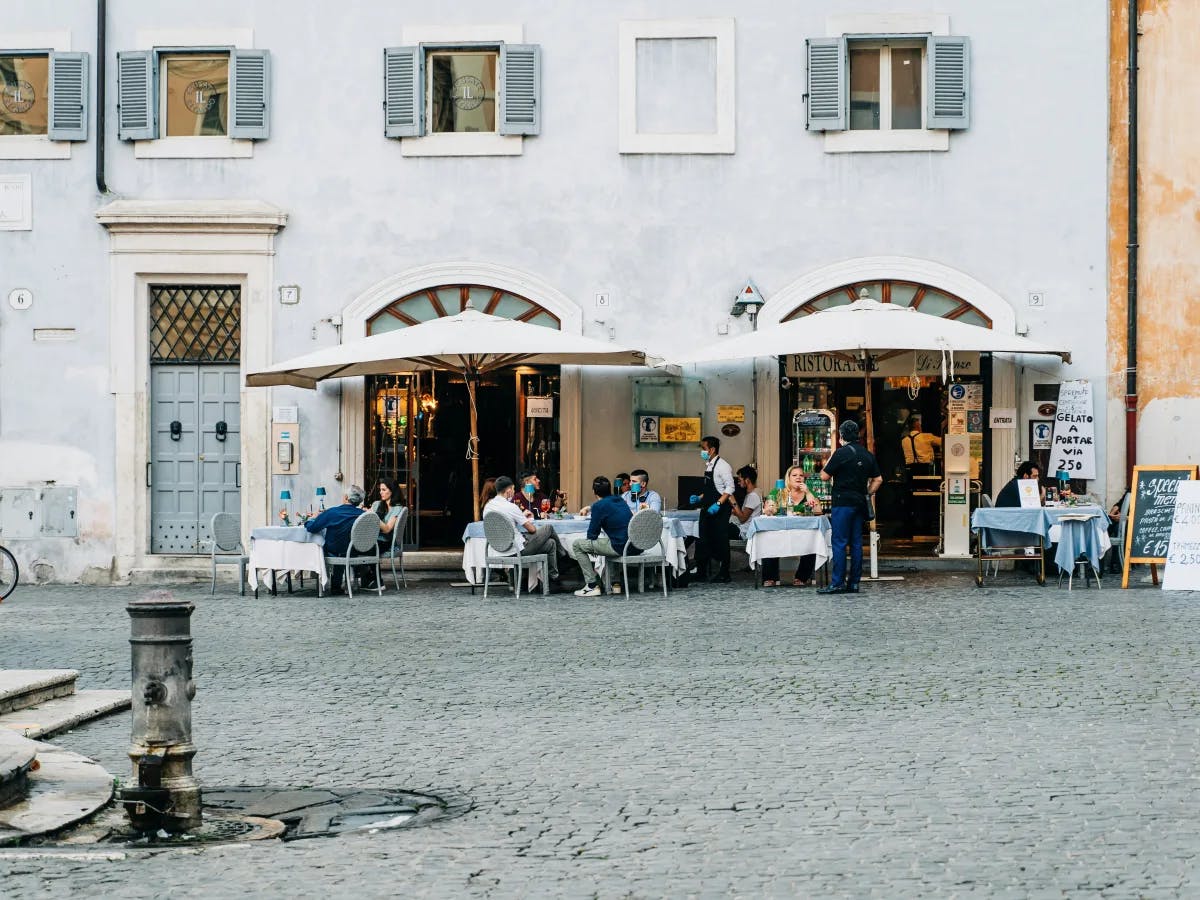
[{"xmin": 150, "ymin": 285, "xmax": 242, "ymax": 363}]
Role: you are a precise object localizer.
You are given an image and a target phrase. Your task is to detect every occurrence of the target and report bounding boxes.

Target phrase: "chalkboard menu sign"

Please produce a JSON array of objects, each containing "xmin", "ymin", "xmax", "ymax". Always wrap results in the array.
[{"xmin": 1123, "ymin": 465, "xmax": 1199, "ymax": 588}]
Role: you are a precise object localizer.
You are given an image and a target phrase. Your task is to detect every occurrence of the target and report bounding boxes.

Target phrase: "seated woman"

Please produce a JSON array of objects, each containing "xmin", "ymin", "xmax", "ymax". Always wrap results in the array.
[
  {"xmin": 369, "ymin": 479, "xmax": 405, "ymax": 549},
  {"xmin": 760, "ymin": 465, "xmax": 823, "ymax": 587},
  {"xmin": 995, "ymin": 461, "xmax": 1043, "ymax": 507}
]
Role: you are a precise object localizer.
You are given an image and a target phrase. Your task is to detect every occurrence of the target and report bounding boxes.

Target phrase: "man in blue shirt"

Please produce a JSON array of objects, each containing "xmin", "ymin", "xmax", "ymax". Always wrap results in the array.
[
  {"xmin": 573, "ymin": 475, "xmax": 636, "ymax": 596},
  {"xmin": 621, "ymin": 468, "xmax": 664, "ymax": 513},
  {"xmin": 305, "ymin": 485, "xmax": 367, "ymax": 593}
]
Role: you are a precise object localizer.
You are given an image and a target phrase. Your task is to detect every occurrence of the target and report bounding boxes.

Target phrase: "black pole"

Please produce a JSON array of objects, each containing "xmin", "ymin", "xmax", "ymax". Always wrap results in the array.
[
  {"xmin": 1124, "ymin": 0, "xmax": 1138, "ymax": 487},
  {"xmin": 95, "ymin": 0, "xmax": 108, "ymax": 194}
]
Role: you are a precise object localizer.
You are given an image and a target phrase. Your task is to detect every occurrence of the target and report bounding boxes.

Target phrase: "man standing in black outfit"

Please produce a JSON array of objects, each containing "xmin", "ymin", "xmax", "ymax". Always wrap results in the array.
[
  {"xmin": 692, "ymin": 435, "xmax": 735, "ymax": 583},
  {"xmin": 817, "ymin": 420, "xmax": 882, "ymax": 594}
]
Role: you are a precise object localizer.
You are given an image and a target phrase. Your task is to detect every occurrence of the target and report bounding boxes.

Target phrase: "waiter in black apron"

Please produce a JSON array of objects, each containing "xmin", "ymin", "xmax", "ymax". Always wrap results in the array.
[{"xmin": 692, "ymin": 435, "xmax": 735, "ymax": 583}]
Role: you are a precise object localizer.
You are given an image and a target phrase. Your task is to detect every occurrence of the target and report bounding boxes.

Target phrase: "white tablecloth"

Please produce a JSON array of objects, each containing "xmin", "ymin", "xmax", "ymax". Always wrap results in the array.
[
  {"xmin": 971, "ymin": 505, "xmax": 1111, "ymax": 572},
  {"xmin": 461, "ymin": 516, "xmax": 688, "ymax": 585},
  {"xmin": 248, "ymin": 526, "xmax": 327, "ymax": 590},
  {"xmin": 745, "ymin": 516, "xmax": 833, "ymax": 572}
]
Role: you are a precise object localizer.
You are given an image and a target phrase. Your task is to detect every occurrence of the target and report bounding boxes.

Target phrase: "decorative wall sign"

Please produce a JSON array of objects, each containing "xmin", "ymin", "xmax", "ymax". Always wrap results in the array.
[
  {"xmin": 720, "ymin": 423, "xmax": 740, "ymax": 437},
  {"xmin": 716, "ymin": 405, "xmax": 744, "ymax": 423},
  {"xmin": 452, "ymin": 75, "xmax": 485, "ymax": 109},
  {"xmin": 7, "ymin": 288, "xmax": 32, "ymax": 310},
  {"xmin": 659, "ymin": 416, "xmax": 701, "ymax": 443},
  {"xmin": 786, "ymin": 351, "xmax": 980, "ymax": 379},
  {"xmin": 526, "ymin": 396, "xmax": 554, "ymax": 418},
  {"xmin": 2, "ymin": 80, "xmax": 35, "ymax": 114},
  {"xmin": 989, "ymin": 408, "xmax": 1016, "ymax": 429},
  {"xmin": 183, "ymin": 80, "xmax": 219, "ymax": 114},
  {"xmin": 639, "ymin": 415, "xmax": 660, "ymax": 443}
]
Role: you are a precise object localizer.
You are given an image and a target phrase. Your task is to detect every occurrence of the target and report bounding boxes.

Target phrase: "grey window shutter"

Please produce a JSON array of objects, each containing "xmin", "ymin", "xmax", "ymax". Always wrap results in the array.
[
  {"xmin": 384, "ymin": 46, "xmax": 422, "ymax": 137},
  {"xmin": 806, "ymin": 37, "xmax": 847, "ymax": 131},
  {"xmin": 927, "ymin": 36, "xmax": 970, "ymax": 129},
  {"xmin": 48, "ymin": 51, "xmax": 89, "ymax": 141},
  {"xmin": 229, "ymin": 49, "xmax": 271, "ymax": 139},
  {"xmin": 498, "ymin": 43, "xmax": 540, "ymax": 135},
  {"xmin": 117, "ymin": 50, "xmax": 156, "ymax": 140}
]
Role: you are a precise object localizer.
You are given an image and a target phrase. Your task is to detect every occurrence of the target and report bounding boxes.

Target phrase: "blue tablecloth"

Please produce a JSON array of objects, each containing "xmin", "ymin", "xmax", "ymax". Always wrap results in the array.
[
  {"xmin": 971, "ymin": 506, "xmax": 1110, "ymax": 572},
  {"xmin": 251, "ymin": 525, "xmax": 324, "ymax": 544}
]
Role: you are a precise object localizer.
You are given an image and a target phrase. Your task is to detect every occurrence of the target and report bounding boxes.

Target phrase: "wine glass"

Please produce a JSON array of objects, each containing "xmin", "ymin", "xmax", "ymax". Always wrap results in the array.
[{"xmin": 540, "ymin": 498, "xmax": 551, "ymax": 516}]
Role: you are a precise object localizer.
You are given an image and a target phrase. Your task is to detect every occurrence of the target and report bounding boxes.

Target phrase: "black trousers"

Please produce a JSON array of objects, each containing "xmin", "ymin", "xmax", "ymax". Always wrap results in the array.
[
  {"xmin": 761, "ymin": 554, "xmax": 816, "ymax": 583},
  {"xmin": 696, "ymin": 503, "xmax": 731, "ymax": 576}
]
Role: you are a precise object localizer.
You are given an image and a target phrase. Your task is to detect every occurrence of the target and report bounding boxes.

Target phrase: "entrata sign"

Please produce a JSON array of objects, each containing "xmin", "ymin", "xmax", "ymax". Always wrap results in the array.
[{"xmin": 784, "ymin": 351, "xmax": 980, "ymax": 379}]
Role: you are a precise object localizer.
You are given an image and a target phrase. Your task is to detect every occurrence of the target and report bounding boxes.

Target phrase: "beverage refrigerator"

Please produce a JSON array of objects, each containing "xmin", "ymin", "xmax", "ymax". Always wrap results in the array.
[{"xmin": 792, "ymin": 408, "xmax": 837, "ymax": 512}]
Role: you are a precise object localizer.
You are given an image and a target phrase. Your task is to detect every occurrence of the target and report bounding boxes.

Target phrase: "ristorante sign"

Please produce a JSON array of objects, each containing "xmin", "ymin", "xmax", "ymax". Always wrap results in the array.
[{"xmin": 784, "ymin": 351, "xmax": 981, "ymax": 379}]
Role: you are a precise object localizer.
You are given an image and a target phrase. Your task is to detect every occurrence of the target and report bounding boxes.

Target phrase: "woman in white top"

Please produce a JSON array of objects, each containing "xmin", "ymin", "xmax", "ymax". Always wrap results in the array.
[
  {"xmin": 730, "ymin": 465, "xmax": 762, "ymax": 540},
  {"xmin": 760, "ymin": 465, "xmax": 822, "ymax": 588}
]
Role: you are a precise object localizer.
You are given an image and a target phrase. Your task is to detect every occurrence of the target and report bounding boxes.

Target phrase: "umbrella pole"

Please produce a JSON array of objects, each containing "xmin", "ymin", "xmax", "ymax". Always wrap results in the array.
[{"xmin": 467, "ymin": 372, "xmax": 481, "ymax": 521}]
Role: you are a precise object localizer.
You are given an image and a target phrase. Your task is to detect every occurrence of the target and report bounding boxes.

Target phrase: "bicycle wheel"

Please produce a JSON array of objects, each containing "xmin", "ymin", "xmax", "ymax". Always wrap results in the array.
[{"xmin": 0, "ymin": 545, "xmax": 17, "ymax": 601}]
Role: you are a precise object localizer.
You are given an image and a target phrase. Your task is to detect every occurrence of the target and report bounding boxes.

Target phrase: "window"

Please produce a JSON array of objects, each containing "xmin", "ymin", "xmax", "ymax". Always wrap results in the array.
[
  {"xmin": 806, "ymin": 15, "xmax": 969, "ymax": 153},
  {"xmin": 427, "ymin": 50, "xmax": 497, "ymax": 134},
  {"xmin": 848, "ymin": 41, "xmax": 924, "ymax": 131},
  {"xmin": 0, "ymin": 43, "xmax": 87, "ymax": 156},
  {"xmin": 384, "ymin": 28, "xmax": 539, "ymax": 156},
  {"xmin": 1, "ymin": 54, "xmax": 48, "ymax": 135},
  {"xmin": 618, "ymin": 18, "xmax": 735, "ymax": 154},
  {"xmin": 117, "ymin": 41, "xmax": 270, "ymax": 156},
  {"xmin": 161, "ymin": 53, "xmax": 229, "ymax": 137}
]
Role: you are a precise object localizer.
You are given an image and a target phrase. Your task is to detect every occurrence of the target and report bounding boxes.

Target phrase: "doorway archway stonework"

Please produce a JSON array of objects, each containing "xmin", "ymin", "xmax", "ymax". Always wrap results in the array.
[
  {"xmin": 340, "ymin": 262, "xmax": 585, "ymax": 507},
  {"xmin": 752, "ymin": 256, "xmax": 1021, "ymax": 495}
]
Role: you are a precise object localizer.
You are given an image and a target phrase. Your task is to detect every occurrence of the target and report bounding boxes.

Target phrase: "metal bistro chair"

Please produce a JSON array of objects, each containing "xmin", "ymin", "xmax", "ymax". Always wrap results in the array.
[
  {"xmin": 482, "ymin": 511, "xmax": 549, "ymax": 598},
  {"xmin": 325, "ymin": 512, "xmax": 383, "ymax": 599},
  {"xmin": 1110, "ymin": 492, "xmax": 1131, "ymax": 575},
  {"xmin": 379, "ymin": 506, "xmax": 409, "ymax": 590},
  {"xmin": 605, "ymin": 509, "xmax": 669, "ymax": 599},
  {"xmin": 208, "ymin": 512, "xmax": 248, "ymax": 596}
]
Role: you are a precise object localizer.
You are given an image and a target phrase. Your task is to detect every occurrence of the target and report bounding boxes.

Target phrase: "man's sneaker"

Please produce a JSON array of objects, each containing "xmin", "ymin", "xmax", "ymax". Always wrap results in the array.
[{"xmin": 574, "ymin": 583, "xmax": 602, "ymax": 597}]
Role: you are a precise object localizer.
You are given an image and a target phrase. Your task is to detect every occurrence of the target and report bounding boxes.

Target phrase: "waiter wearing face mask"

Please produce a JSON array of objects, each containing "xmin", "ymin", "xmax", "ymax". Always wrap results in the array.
[{"xmin": 690, "ymin": 435, "xmax": 735, "ymax": 583}]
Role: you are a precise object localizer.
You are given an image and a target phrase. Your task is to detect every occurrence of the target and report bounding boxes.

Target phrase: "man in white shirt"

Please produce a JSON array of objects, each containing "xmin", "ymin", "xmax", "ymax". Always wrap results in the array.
[
  {"xmin": 730, "ymin": 464, "xmax": 762, "ymax": 540},
  {"xmin": 621, "ymin": 468, "xmax": 664, "ymax": 513},
  {"xmin": 482, "ymin": 476, "xmax": 565, "ymax": 581},
  {"xmin": 692, "ymin": 435, "xmax": 736, "ymax": 583}
]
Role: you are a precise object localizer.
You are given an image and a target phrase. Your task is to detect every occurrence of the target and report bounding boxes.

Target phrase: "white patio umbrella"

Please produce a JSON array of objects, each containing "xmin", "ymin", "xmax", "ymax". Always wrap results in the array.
[
  {"xmin": 247, "ymin": 305, "xmax": 655, "ymax": 519},
  {"xmin": 671, "ymin": 295, "xmax": 1071, "ymax": 452}
]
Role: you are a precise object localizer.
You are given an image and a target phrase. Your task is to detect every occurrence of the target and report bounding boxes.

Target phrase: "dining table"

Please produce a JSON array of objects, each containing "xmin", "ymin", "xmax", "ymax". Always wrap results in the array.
[
  {"xmin": 744, "ymin": 514, "xmax": 834, "ymax": 584},
  {"xmin": 461, "ymin": 514, "xmax": 689, "ymax": 586},
  {"xmin": 248, "ymin": 525, "xmax": 328, "ymax": 594},
  {"xmin": 970, "ymin": 504, "xmax": 1111, "ymax": 586}
]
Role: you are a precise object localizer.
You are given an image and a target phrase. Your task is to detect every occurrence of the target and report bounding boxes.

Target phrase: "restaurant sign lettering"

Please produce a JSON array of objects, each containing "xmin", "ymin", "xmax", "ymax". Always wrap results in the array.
[{"xmin": 785, "ymin": 351, "xmax": 980, "ymax": 379}]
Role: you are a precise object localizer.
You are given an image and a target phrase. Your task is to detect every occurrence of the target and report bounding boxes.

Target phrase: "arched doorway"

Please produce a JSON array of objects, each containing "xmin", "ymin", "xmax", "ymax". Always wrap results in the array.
[
  {"xmin": 777, "ymin": 280, "xmax": 996, "ymax": 552},
  {"xmin": 363, "ymin": 284, "xmax": 563, "ymax": 548}
]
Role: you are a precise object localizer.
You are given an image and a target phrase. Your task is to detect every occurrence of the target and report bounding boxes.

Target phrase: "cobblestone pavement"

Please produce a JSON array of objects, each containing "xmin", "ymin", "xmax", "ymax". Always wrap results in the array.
[{"xmin": 0, "ymin": 572, "xmax": 1197, "ymax": 898}]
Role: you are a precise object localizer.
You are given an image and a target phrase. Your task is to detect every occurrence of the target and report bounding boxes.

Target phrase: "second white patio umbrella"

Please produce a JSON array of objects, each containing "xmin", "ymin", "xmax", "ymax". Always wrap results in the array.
[
  {"xmin": 671, "ymin": 295, "xmax": 1072, "ymax": 451},
  {"xmin": 247, "ymin": 305, "xmax": 655, "ymax": 519}
]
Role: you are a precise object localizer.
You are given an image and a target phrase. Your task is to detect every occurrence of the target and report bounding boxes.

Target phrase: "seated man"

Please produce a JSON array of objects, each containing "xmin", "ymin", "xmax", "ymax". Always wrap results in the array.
[
  {"xmin": 573, "ymin": 475, "xmax": 636, "ymax": 596},
  {"xmin": 729, "ymin": 464, "xmax": 762, "ymax": 540},
  {"xmin": 621, "ymin": 468, "xmax": 663, "ymax": 512},
  {"xmin": 996, "ymin": 460, "xmax": 1043, "ymax": 507},
  {"xmin": 305, "ymin": 484, "xmax": 367, "ymax": 593},
  {"xmin": 514, "ymin": 470, "xmax": 548, "ymax": 519},
  {"xmin": 483, "ymin": 476, "xmax": 565, "ymax": 584}
]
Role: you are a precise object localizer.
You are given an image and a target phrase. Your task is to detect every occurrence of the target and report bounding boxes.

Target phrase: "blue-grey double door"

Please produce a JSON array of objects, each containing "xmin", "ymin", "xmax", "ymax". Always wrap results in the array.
[{"xmin": 150, "ymin": 365, "xmax": 241, "ymax": 553}]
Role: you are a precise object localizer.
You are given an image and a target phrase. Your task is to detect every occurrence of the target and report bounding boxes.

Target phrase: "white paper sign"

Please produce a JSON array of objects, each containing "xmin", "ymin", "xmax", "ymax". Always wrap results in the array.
[
  {"xmin": 1048, "ymin": 380, "xmax": 1096, "ymax": 479},
  {"xmin": 526, "ymin": 397, "xmax": 554, "ymax": 418},
  {"xmin": 989, "ymin": 408, "xmax": 1016, "ymax": 429},
  {"xmin": 1164, "ymin": 481, "xmax": 1200, "ymax": 591},
  {"xmin": 638, "ymin": 415, "xmax": 659, "ymax": 443},
  {"xmin": 1018, "ymin": 479, "xmax": 1041, "ymax": 508}
]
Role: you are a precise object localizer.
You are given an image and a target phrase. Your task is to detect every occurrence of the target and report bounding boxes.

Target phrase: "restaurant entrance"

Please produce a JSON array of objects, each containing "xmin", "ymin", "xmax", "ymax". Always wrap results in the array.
[
  {"xmin": 364, "ymin": 367, "xmax": 561, "ymax": 549},
  {"xmin": 780, "ymin": 363, "xmax": 991, "ymax": 555}
]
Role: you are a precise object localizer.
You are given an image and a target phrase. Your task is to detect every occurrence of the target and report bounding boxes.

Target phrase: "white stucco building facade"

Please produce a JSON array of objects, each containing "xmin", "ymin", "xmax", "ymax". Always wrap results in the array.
[{"xmin": 0, "ymin": 1, "xmax": 1108, "ymax": 581}]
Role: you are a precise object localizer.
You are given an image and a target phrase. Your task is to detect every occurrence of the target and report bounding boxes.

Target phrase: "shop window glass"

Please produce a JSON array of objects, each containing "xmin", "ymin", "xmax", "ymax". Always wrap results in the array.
[
  {"xmin": 889, "ymin": 283, "xmax": 918, "ymax": 307},
  {"xmin": 490, "ymin": 295, "xmax": 533, "ymax": 319},
  {"xmin": 956, "ymin": 308, "xmax": 989, "ymax": 327},
  {"xmin": 162, "ymin": 54, "xmax": 229, "ymax": 137},
  {"xmin": 916, "ymin": 290, "xmax": 959, "ymax": 317},
  {"xmin": 428, "ymin": 50, "xmax": 497, "ymax": 134},
  {"xmin": 0, "ymin": 54, "xmax": 49, "ymax": 136}
]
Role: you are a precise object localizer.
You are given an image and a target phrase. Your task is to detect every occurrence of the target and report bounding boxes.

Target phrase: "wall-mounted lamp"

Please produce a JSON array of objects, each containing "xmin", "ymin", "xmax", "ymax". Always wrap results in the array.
[{"xmin": 730, "ymin": 279, "xmax": 766, "ymax": 324}]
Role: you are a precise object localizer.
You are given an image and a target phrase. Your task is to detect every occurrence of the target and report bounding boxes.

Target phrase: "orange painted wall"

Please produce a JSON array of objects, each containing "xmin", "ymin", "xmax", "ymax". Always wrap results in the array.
[{"xmin": 1109, "ymin": 0, "xmax": 1200, "ymax": 479}]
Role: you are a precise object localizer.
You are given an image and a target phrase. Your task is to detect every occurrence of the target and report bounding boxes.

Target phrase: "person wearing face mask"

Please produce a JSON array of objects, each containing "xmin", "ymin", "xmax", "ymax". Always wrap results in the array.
[
  {"xmin": 690, "ymin": 435, "xmax": 735, "ymax": 583},
  {"xmin": 514, "ymin": 470, "xmax": 547, "ymax": 518},
  {"xmin": 621, "ymin": 469, "xmax": 663, "ymax": 512}
]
